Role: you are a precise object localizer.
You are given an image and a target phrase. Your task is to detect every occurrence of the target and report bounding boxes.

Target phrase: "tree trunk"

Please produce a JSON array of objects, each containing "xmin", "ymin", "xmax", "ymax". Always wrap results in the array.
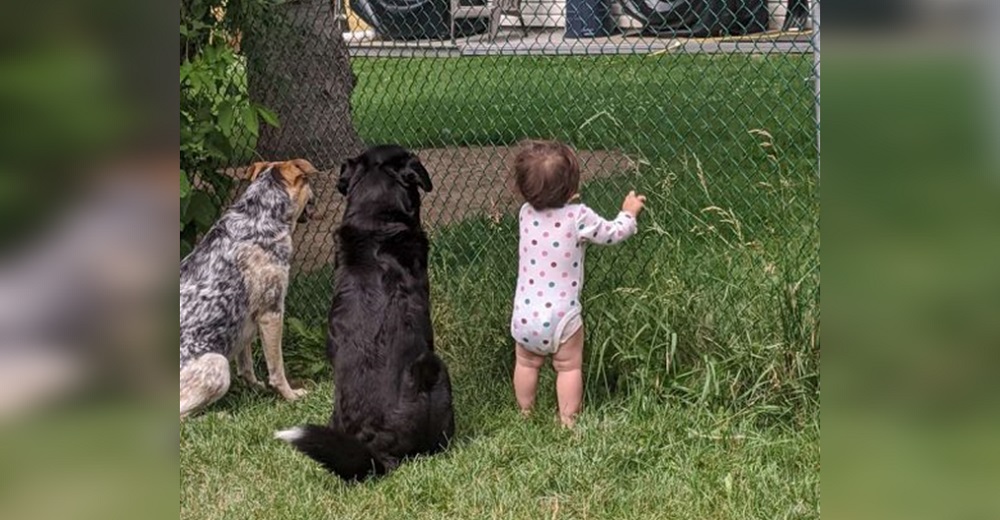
[{"xmin": 246, "ymin": 0, "xmax": 363, "ymax": 170}]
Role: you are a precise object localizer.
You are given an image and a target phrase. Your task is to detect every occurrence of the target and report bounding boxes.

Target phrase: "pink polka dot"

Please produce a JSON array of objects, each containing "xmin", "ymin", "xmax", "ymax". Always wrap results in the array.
[
  {"xmin": 533, "ymin": 311, "xmax": 539, "ymax": 317},
  {"xmin": 543, "ymin": 232, "xmax": 549, "ymax": 238},
  {"xmin": 539, "ymin": 271, "xmax": 546, "ymax": 277},
  {"xmin": 520, "ymin": 286, "xmax": 524, "ymax": 291},
  {"xmin": 555, "ymin": 222, "xmax": 561, "ymax": 228},
  {"xmin": 562, "ymin": 272, "xmax": 569, "ymax": 278},
  {"xmin": 568, "ymin": 212, "xmax": 574, "ymax": 218},
  {"xmin": 564, "ymin": 252, "xmax": 571, "ymax": 258},
  {"xmin": 533, "ymin": 331, "xmax": 539, "ymax": 336},
  {"xmin": 542, "ymin": 251, "xmax": 549, "ymax": 257},
  {"xmin": 558, "ymin": 311, "xmax": 566, "ymax": 318},
  {"xmin": 617, "ymin": 230, "xmax": 623, "ymax": 237},
  {"xmin": 560, "ymin": 292, "xmax": 567, "ymax": 298},
  {"xmin": 566, "ymin": 232, "xmax": 573, "ymax": 239},
  {"xmin": 537, "ymin": 291, "xmax": 543, "ymax": 297},
  {"xmin": 523, "ymin": 247, "xmax": 527, "ymax": 252},
  {"xmin": 551, "ymin": 262, "xmax": 557, "ymax": 268}
]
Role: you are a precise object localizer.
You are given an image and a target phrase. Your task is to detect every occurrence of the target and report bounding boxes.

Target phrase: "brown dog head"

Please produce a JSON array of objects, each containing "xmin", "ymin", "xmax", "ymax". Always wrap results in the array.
[{"xmin": 248, "ymin": 159, "xmax": 318, "ymax": 223}]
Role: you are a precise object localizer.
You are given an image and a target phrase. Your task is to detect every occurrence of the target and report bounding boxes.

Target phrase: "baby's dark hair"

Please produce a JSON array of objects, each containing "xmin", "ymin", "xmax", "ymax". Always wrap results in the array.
[{"xmin": 513, "ymin": 140, "xmax": 580, "ymax": 210}]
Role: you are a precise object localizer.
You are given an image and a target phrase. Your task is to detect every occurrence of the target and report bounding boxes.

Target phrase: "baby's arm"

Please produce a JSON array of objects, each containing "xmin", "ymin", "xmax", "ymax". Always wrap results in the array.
[
  {"xmin": 576, "ymin": 191, "xmax": 646, "ymax": 246},
  {"xmin": 577, "ymin": 206, "xmax": 638, "ymax": 245}
]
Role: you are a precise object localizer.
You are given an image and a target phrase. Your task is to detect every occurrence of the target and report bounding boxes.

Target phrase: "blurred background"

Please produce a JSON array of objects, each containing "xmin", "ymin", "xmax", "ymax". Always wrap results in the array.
[
  {"xmin": 0, "ymin": 1, "xmax": 177, "ymax": 519},
  {"xmin": 821, "ymin": 1, "xmax": 1000, "ymax": 519}
]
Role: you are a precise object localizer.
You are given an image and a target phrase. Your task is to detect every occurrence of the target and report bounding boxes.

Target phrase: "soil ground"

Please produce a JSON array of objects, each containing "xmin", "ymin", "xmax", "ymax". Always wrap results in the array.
[{"xmin": 289, "ymin": 145, "xmax": 635, "ymax": 271}]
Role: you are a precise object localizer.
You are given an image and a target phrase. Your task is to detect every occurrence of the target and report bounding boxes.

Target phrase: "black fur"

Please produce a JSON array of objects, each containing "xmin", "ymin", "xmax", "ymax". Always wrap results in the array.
[{"xmin": 279, "ymin": 145, "xmax": 454, "ymax": 481}]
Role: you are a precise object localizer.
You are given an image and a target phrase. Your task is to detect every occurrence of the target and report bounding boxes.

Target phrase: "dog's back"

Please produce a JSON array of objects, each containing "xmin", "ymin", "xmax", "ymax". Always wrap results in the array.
[
  {"xmin": 277, "ymin": 145, "xmax": 454, "ymax": 480},
  {"xmin": 179, "ymin": 161, "xmax": 319, "ymax": 419},
  {"xmin": 180, "ymin": 175, "xmax": 293, "ymax": 366}
]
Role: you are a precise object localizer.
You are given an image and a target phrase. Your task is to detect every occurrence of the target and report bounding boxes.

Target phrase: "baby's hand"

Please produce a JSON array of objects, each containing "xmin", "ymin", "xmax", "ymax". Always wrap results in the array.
[{"xmin": 622, "ymin": 190, "xmax": 647, "ymax": 218}]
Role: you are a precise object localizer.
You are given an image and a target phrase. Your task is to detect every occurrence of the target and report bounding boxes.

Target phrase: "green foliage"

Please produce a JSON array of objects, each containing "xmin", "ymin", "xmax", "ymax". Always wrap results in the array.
[
  {"xmin": 179, "ymin": 0, "xmax": 280, "ymax": 257},
  {"xmin": 283, "ymin": 317, "xmax": 329, "ymax": 379}
]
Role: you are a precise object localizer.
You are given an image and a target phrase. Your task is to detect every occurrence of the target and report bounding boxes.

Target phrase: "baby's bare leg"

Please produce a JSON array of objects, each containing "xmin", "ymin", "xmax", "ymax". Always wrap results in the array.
[
  {"xmin": 552, "ymin": 327, "xmax": 584, "ymax": 427},
  {"xmin": 514, "ymin": 344, "xmax": 544, "ymax": 414}
]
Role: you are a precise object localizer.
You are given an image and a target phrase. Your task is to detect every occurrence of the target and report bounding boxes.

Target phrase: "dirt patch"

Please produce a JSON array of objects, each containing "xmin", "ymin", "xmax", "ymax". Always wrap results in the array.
[{"xmin": 286, "ymin": 146, "xmax": 634, "ymax": 272}]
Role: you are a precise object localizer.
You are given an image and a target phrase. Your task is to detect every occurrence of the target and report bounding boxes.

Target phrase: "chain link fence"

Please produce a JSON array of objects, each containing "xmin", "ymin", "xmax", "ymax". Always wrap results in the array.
[{"xmin": 191, "ymin": 0, "xmax": 820, "ymax": 415}]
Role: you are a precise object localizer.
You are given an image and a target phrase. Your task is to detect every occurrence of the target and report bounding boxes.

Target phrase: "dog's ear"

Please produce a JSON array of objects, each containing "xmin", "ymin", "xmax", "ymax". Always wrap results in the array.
[
  {"xmin": 290, "ymin": 159, "xmax": 318, "ymax": 177},
  {"xmin": 400, "ymin": 156, "xmax": 433, "ymax": 192},
  {"xmin": 337, "ymin": 158, "xmax": 356, "ymax": 195},
  {"xmin": 248, "ymin": 162, "xmax": 272, "ymax": 181}
]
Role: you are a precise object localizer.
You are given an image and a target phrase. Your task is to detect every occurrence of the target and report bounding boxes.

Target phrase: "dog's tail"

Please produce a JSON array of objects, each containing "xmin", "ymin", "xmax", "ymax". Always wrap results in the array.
[{"xmin": 274, "ymin": 425, "xmax": 385, "ymax": 481}]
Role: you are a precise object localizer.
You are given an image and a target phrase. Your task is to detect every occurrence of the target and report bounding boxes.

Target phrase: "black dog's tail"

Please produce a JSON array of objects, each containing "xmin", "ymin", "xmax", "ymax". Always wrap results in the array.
[{"xmin": 275, "ymin": 425, "xmax": 385, "ymax": 481}]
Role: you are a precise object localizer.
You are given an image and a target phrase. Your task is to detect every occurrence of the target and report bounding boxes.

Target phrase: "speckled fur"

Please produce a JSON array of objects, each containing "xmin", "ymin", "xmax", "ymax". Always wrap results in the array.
[{"xmin": 180, "ymin": 161, "xmax": 315, "ymax": 419}]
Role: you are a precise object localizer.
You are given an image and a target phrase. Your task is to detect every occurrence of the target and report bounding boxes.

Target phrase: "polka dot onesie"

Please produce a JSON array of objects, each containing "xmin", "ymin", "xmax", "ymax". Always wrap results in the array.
[{"xmin": 511, "ymin": 202, "xmax": 638, "ymax": 354}]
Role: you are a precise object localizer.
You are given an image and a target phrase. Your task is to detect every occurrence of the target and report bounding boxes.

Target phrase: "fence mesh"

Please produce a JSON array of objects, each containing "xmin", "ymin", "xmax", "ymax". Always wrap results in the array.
[{"xmin": 185, "ymin": 0, "xmax": 820, "ymax": 416}]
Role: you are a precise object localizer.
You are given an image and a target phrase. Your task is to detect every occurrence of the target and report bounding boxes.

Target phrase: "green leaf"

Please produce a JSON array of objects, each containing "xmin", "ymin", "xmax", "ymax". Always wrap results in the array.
[
  {"xmin": 218, "ymin": 102, "xmax": 235, "ymax": 137},
  {"xmin": 257, "ymin": 106, "xmax": 280, "ymax": 128},
  {"xmin": 180, "ymin": 193, "xmax": 192, "ymax": 220},
  {"xmin": 242, "ymin": 105, "xmax": 259, "ymax": 137},
  {"xmin": 180, "ymin": 170, "xmax": 192, "ymax": 198},
  {"xmin": 186, "ymin": 191, "xmax": 217, "ymax": 228}
]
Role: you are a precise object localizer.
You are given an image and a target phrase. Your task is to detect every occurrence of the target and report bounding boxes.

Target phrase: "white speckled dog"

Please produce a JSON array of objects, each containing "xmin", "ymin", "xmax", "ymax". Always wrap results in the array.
[{"xmin": 179, "ymin": 159, "xmax": 316, "ymax": 419}]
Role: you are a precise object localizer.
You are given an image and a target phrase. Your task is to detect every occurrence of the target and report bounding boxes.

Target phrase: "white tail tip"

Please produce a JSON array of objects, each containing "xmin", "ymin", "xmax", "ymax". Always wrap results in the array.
[{"xmin": 274, "ymin": 427, "xmax": 304, "ymax": 442}]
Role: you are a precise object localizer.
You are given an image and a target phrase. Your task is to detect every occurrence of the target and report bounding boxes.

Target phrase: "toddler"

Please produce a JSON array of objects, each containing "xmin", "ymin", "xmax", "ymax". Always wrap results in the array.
[{"xmin": 510, "ymin": 140, "xmax": 646, "ymax": 427}]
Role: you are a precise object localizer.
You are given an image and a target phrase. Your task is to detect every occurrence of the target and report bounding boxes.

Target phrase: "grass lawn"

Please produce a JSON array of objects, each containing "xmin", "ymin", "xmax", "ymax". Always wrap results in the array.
[{"xmin": 181, "ymin": 53, "xmax": 820, "ymax": 519}]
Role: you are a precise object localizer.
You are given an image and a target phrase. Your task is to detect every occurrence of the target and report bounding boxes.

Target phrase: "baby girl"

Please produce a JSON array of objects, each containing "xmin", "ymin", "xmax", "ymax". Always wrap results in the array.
[{"xmin": 510, "ymin": 140, "xmax": 646, "ymax": 427}]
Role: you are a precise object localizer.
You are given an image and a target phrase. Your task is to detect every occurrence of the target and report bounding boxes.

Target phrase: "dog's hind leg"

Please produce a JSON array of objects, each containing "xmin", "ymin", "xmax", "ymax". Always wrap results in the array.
[
  {"xmin": 236, "ymin": 340, "xmax": 265, "ymax": 389},
  {"xmin": 179, "ymin": 353, "xmax": 230, "ymax": 419},
  {"xmin": 407, "ymin": 351, "xmax": 443, "ymax": 392},
  {"xmin": 259, "ymin": 312, "xmax": 306, "ymax": 401}
]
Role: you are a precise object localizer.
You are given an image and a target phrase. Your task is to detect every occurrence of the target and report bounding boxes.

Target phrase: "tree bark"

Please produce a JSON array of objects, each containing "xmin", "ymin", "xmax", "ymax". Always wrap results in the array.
[{"xmin": 247, "ymin": 0, "xmax": 363, "ymax": 170}]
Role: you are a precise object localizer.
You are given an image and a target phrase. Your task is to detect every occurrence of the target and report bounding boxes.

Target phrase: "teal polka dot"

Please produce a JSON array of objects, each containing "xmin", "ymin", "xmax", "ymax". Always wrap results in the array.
[
  {"xmin": 553, "ymin": 241, "xmax": 560, "ymax": 247},
  {"xmin": 533, "ymin": 221, "xmax": 539, "ymax": 226},
  {"xmin": 548, "ymin": 282, "xmax": 555, "ymax": 288},
  {"xmin": 543, "ymin": 322, "xmax": 550, "ymax": 328},
  {"xmin": 525, "ymin": 299, "xmax": 530, "ymax": 304},
  {"xmin": 530, "ymin": 259, "xmax": 536, "ymax": 265},
  {"xmin": 578, "ymin": 224, "xmax": 585, "ymax": 230}
]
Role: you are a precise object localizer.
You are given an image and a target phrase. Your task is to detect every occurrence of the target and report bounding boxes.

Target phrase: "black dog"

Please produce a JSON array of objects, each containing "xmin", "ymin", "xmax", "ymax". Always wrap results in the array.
[{"xmin": 276, "ymin": 145, "xmax": 454, "ymax": 481}]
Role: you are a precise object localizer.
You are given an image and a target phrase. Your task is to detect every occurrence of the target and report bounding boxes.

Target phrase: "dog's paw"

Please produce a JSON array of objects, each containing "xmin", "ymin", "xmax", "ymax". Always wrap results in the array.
[
  {"xmin": 281, "ymin": 387, "xmax": 308, "ymax": 401},
  {"xmin": 242, "ymin": 377, "xmax": 267, "ymax": 390}
]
